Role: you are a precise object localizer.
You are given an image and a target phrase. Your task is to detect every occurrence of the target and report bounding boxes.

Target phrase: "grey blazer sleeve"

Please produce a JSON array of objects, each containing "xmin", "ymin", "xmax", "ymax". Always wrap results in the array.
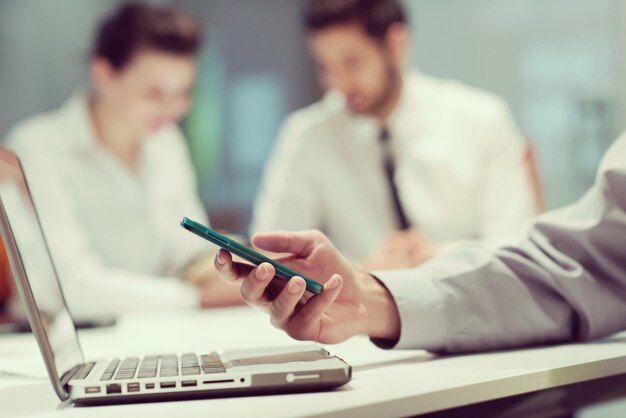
[{"xmin": 375, "ymin": 133, "xmax": 626, "ymax": 353}]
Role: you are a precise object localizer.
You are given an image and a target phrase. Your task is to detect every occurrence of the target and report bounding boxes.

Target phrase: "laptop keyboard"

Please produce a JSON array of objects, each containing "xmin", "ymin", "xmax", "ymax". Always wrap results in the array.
[{"xmin": 99, "ymin": 353, "xmax": 225, "ymax": 381}]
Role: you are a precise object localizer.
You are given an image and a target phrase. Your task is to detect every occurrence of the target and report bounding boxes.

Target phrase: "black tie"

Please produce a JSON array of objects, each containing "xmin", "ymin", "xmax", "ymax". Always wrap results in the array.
[{"xmin": 379, "ymin": 126, "xmax": 410, "ymax": 230}]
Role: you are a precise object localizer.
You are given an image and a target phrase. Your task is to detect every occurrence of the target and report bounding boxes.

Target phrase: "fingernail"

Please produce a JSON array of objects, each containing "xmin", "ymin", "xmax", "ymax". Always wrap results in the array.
[
  {"xmin": 216, "ymin": 252, "xmax": 224, "ymax": 265},
  {"xmin": 327, "ymin": 275, "xmax": 341, "ymax": 290},
  {"xmin": 257, "ymin": 264, "xmax": 270, "ymax": 280},
  {"xmin": 288, "ymin": 278, "xmax": 303, "ymax": 294}
]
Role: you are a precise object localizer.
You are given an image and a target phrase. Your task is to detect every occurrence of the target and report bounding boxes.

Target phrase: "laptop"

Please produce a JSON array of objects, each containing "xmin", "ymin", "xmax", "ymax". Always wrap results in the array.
[{"xmin": 0, "ymin": 147, "xmax": 351, "ymax": 405}]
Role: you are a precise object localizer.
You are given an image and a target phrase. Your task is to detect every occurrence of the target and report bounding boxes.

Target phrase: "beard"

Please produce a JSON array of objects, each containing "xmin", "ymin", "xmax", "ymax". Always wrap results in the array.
[{"xmin": 358, "ymin": 62, "xmax": 403, "ymax": 117}]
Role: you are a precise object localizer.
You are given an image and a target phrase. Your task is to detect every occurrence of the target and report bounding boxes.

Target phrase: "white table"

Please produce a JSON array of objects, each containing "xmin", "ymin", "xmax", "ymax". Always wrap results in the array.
[{"xmin": 1, "ymin": 306, "xmax": 626, "ymax": 418}]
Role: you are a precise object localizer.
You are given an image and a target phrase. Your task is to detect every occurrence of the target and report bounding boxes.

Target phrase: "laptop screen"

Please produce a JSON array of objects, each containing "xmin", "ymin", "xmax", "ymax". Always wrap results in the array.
[{"xmin": 0, "ymin": 148, "xmax": 83, "ymax": 381}]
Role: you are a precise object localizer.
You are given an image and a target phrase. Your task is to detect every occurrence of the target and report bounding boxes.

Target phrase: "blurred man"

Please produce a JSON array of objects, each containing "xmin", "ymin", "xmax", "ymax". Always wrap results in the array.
[
  {"xmin": 217, "ymin": 131, "xmax": 626, "ymax": 354},
  {"xmin": 6, "ymin": 3, "xmax": 242, "ymax": 315},
  {"xmin": 252, "ymin": 0, "xmax": 537, "ymax": 269}
]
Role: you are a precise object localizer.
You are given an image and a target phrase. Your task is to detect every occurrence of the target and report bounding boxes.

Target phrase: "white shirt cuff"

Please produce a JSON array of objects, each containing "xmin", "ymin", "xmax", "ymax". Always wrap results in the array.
[{"xmin": 371, "ymin": 267, "xmax": 448, "ymax": 351}]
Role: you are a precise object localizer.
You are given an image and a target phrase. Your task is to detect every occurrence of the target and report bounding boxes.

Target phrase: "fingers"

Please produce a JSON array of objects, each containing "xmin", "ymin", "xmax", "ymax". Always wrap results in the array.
[
  {"xmin": 269, "ymin": 276, "xmax": 306, "ymax": 328},
  {"xmin": 214, "ymin": 249, "xmax": 254, "ymax": 283},
  {"xmin": 283, "ymin": 275, "xmax": 344, "ymax": 340},
  {"xmin": 251, "ymin": 230, "xmax": 325, "ymax": 257},
  {"xmin": 239, "ymin": 261, "xmax": 276, "ymax": 304},
  {"xmin": 213, "ymin": 250, "xmax": 308, "ymax": 311}
]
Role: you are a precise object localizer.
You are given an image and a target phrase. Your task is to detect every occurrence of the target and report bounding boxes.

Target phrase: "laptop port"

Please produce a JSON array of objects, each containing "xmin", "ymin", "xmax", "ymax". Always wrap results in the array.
[
  {"xmin": 145, "ymin": 383, "xmax": 155, "ymax": 389},
  {"xmin": 106, "ymin": 384, "xmax": 122, "ymax": 394},
  {"xmin": 127, "ymin": 383, "xmax": 140, "ymax": 392},
  {"xmin": 202, "ymin": 379, "xmax": 234, "ymax": 385},
  {"xmin": 160, "ymin": 381, "xmax": 176, "ymax": 389},
  {"xmin": 181, "ymin": 380, "xmax": 197, "ymax": 387},
  {"xmin": 85, "ymin": 386, "xmax": 101, "ymax": 394}
]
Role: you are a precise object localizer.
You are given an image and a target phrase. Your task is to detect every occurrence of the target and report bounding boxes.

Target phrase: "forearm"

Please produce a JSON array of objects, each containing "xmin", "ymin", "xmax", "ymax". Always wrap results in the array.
[{"xmin": 371, "ymin": 229, "xmax": 626, "ymax": 353}]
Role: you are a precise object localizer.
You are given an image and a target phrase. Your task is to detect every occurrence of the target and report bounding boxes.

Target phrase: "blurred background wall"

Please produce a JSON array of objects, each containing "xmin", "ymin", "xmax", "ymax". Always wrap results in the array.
[{"xmin": 0, "ymin": 0, "xmax": 624, "ymax": 233}]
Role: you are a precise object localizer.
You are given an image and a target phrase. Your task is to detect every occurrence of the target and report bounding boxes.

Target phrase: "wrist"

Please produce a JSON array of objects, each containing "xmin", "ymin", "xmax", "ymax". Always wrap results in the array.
[{"xmin": 360, "ymin": 271, "xmax": 401, "ymax": 341}]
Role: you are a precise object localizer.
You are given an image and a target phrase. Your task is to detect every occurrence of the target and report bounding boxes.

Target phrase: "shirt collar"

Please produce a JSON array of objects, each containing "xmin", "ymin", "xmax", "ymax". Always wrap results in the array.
[{"xmin": 58, "ymin": 91, "xmax": 101, "ymax": 152}]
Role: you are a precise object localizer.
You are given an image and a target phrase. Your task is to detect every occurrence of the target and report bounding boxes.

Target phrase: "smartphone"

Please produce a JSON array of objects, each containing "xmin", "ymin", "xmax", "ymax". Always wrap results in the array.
[{"xmin": 181, "ymin": 217, "xmax": 324, "ymax": 295}]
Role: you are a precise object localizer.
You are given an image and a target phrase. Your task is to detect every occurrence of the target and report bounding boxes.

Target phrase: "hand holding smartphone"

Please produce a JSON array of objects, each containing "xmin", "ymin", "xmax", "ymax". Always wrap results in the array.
[{"xmin": 180, "ymin": 218, "xmax": 324, "ymax": 295}]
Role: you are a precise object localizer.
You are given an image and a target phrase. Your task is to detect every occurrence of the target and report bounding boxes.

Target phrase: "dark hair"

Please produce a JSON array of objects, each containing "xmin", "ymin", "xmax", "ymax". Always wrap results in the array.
[
  {"xmin": 303, "ymin": 0, "xmax": 406, "ymax": 40},
  {"xmin": 92, "ymin": 2, "xmax": 201, "ymax": 70}
]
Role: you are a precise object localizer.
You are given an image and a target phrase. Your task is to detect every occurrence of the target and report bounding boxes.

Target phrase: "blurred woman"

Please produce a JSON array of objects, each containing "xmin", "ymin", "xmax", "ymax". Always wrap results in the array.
[{"xmin": 6, "ymin": 3, "xmax": 242, "ymax": 315}]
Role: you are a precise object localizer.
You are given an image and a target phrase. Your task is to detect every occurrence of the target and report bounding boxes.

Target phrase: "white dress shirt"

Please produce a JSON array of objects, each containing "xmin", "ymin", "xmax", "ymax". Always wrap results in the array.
[
  {"xmin": 375, "ymin": 131, "xmax": 626, "ymax": 353},
  {"xmin": 252, "ymin": 72, "xmax": 537, "ymax": 261},
  {"xmin": 5, "ymin": 94, "xmax": 210, "ymax": 315}
]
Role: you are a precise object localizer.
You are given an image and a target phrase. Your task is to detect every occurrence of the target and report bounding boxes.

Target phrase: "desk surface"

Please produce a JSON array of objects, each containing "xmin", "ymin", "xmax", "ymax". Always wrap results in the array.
[{"xmin": 1, "ymin": 306, "xmax": 626, "ymax": 418}]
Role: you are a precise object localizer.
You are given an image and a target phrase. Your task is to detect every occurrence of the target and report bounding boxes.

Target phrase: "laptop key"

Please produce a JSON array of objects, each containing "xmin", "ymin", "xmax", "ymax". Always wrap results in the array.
[
  {"xmin": 181, "ymin": 367, "xmax": 201, "ymax": 375},
  {"xmin": 159, "ymin": 355, "xmax": 179, "ymax": 377},
  {"xmin": 73, "ymin": 362, "xmax": 96, "ymax": 380},
  {"xmin": 100, "ymin": 359, "xmax": 121, "ymax": 381},
  {"xmin": 201, "ymin": 353, "xmax": 226, "ymax": 374},
  {"xmin": 137, "ymin": 356, "xmax": 158, "ymax": 379},
  {"xmin": 114, "ymin": 357, "xmax": 139, "ymax": 380}
]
